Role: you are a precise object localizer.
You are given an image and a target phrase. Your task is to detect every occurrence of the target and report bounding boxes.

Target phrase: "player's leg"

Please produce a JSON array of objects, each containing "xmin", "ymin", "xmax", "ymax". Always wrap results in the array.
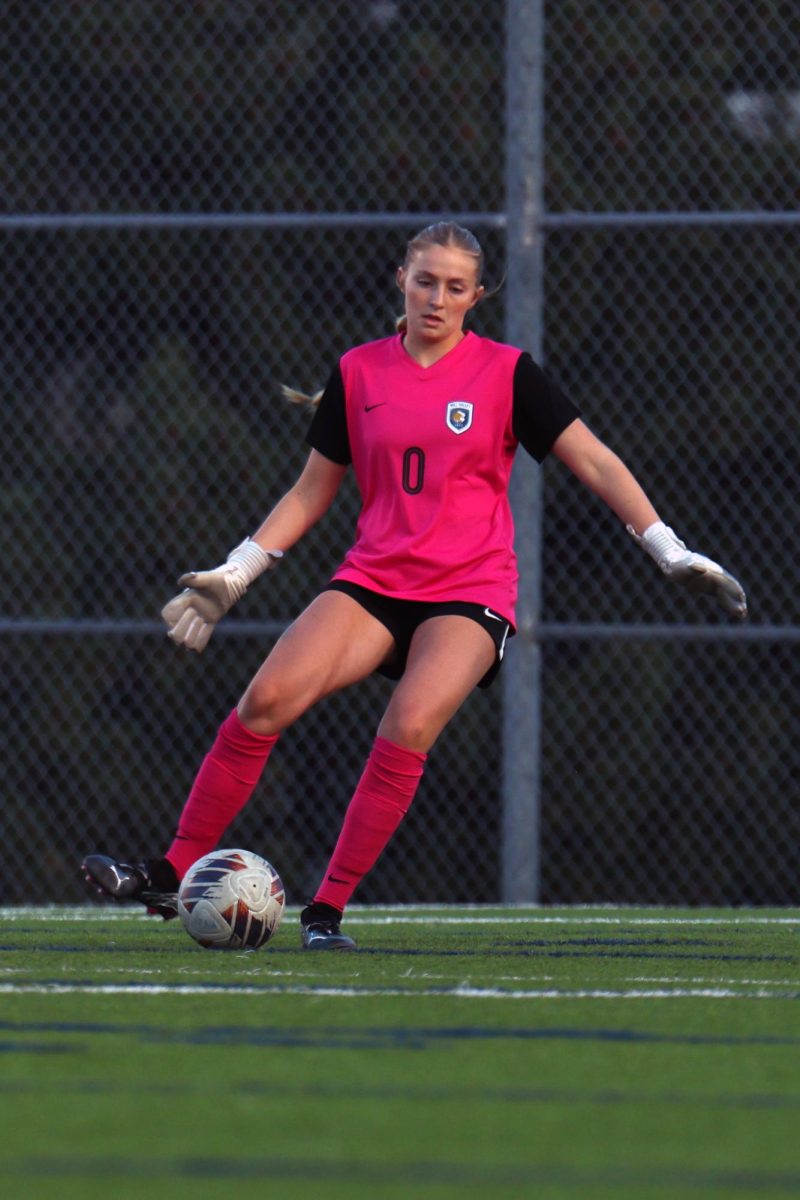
[
  {"xmin": 377, "ymin": 614, "xmax": 497, "ymax": 750},
  {"xmin": 164, "ymin": 589, "xmax": 396, "ymax": 874},
  {"xmin": 82, "ymin": 591, "xmax": 396, "ymax": 912},
  {"xmin": 236, "ymin": 589, "xmax": 397, "ymax": 734},
  {"xmin": 303, "ymin": 616, "xmax": 496, "ymax": 948}
]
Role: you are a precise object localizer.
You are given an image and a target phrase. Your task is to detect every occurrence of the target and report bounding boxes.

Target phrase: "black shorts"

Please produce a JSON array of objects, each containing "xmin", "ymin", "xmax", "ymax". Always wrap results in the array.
[{"xmin": 325, "ymin": 580, "xmax": 514, "ymax": 689}]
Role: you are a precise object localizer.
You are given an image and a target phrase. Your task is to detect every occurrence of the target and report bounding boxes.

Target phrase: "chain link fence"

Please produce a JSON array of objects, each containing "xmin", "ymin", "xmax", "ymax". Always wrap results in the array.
[{"xmin": 2, "ymin": 1, "xmax": 797, "ymax": 907}]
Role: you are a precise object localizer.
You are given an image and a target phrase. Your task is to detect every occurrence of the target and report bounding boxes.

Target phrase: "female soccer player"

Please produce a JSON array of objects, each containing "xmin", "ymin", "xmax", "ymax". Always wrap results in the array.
[{"xmin": 82, "ymin": 222, "xmax": 747, "ymax": 949}]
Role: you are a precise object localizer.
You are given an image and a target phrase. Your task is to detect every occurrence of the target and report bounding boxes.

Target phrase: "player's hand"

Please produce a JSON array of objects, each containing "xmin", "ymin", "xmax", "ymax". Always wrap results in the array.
[
  {"xmin": 629, "ymin": 521, "xmax": 747, "ymax": 619},
  {"xmin": 161, "ymin": 539, "xmax": 282, "ymax": 653}
]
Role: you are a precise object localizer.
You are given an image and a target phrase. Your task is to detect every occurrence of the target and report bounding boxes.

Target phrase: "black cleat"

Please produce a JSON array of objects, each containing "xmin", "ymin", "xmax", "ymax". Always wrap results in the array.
[
  {"xmin": 300, "ymin": 903, "xmax": 356, "ymax": 951},
  {"xmin": 81, "ymin": 854, "xmax": 179, "ymax": 920}
]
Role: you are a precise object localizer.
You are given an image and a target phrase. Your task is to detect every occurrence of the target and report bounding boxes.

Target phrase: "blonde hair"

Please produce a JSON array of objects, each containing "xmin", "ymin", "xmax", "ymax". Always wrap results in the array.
[
  {"xmin": 284, "ymin": 222, "xmax": 486, "ymax": 408},
  {"xmin": 282, "ymin": 384, "xmax": 324, "ymax": 411},
  {"xmin": 402, "ymin": 221, "xmax": 484, "ymax": 278}
]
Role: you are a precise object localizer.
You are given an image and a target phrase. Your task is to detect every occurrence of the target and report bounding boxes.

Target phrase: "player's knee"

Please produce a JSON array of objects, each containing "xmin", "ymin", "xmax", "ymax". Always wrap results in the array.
[
  {"xmin": 380, "ymin": 704, "xmax": 440, "ymax": 753},
  {"xmin": 238, "ymin": 675, "xmax": 291, "ymax": 734}
]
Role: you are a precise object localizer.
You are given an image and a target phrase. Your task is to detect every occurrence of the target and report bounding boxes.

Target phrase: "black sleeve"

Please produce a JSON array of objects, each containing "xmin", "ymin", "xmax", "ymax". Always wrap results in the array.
[
  {"xmin": 305, "ymin": 363, "xmax": 351, "ymax": 465},
  {"xmin": 512, "ymin": 353, "xmax": 580, "ymax": 462}
]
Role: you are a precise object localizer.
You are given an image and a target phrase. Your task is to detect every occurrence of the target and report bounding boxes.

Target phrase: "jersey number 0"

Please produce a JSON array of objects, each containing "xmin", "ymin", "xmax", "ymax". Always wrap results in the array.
[{"xmin": 402, "ymin": 447, "xmax": 425, "ymax": 495}]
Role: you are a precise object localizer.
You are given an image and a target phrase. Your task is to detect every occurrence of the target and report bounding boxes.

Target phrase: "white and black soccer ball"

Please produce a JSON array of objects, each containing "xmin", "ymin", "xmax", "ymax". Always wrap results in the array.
[{"xmin": 177, "ymin": 848, "xmax": 285, "ymax": 950}]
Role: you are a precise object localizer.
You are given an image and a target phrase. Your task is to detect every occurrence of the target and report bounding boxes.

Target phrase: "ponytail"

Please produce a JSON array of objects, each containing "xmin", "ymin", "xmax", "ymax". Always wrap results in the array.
[{"xmin": 282, "ymin": 384, "xmax": 323, "ymax": 410}]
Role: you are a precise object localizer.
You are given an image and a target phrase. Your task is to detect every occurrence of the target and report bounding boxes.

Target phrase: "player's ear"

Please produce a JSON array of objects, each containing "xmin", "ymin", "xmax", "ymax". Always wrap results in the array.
[
  {"xmin": 469, "ymin": 284, "xmax": 485, "ymax": 309},
  {"xmin": 396, "ymin": 266, "xmax": 406, "ymax": 292}
]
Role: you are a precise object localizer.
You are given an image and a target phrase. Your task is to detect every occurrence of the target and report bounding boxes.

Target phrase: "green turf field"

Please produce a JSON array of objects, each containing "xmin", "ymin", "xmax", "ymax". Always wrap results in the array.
[{"xmin": 1, "ymin": 906, "xmax": 798, "ymax": 1199}]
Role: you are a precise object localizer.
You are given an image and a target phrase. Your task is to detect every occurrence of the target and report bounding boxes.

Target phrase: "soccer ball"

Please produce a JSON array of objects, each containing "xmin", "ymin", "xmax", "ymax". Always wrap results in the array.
[{"xmin": 177, "ymin": 848, "xmax": 285, "ymax": 950}]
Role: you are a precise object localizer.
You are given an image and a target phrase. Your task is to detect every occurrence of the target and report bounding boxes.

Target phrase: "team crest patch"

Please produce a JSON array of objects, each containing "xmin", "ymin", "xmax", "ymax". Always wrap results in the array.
[{"xmin": 446, "ymin": 400, "xmax": 473, "ymax": 434}]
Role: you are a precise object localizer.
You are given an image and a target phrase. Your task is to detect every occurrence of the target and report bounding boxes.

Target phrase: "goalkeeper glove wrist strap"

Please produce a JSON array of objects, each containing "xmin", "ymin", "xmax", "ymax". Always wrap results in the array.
[
  {"xmin": 626, "ymin": 520, "xmax": 686, "ymax": 570},
  {"xmin": 227, "ymin": 538, "xmax": 283, "ymax": 588}
]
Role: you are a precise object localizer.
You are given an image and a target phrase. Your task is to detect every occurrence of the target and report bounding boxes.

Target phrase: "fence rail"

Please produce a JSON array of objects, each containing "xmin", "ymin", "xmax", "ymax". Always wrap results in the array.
[{"xmin": 6, "ymin": 208, "xmax": 800, "ymax": 231}]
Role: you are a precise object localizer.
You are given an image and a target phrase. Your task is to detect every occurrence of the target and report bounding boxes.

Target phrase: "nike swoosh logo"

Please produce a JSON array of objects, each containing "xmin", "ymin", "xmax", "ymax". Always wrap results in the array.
[
  {"xmin": 483, "ymin": 607, "xmax": 503, "ymax": 622},
  {"xmin": 364, "ymin": 402, "xmax": 386, "ymax": 412},
  {"xmin": 327, "ymin": 874, "xmax": 349, "ymax": 884}
]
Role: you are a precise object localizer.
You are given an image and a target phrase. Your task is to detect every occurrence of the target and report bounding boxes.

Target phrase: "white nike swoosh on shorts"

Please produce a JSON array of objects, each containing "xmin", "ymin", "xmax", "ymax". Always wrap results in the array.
[{"xmin": 483, "ymin": 607, "xmax": 503, "ymax": 621}]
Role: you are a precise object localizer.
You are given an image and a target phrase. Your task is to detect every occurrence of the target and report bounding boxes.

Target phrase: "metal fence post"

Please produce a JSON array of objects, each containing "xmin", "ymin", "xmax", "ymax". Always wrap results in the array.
[{"xmin": 501, "ymin": 0, "xmax": 545, "ymax": 903}]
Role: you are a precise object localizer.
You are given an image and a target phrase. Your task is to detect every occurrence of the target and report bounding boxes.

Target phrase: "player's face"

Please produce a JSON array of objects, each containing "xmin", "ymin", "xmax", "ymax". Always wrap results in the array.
[{"xmin": 397, "ymin": 245, "xmax": 484, "ymax": 359}]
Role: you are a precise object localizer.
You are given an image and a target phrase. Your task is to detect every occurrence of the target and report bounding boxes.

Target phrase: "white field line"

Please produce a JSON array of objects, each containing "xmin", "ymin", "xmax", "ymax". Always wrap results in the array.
[
  {"xmin": 628, "ymin": 975, "xmax": 800, "ymax": 988},
  {"xmin": 2, "ymin": 907, "xmax": 800, "ymax": 926},
  {"xmin": 339, "ymin": 915, "xmax": 800, "ymax": 926},
  {"xmin": 0, "ymin": 980, "xmax": 796, "ymax": 1000}
]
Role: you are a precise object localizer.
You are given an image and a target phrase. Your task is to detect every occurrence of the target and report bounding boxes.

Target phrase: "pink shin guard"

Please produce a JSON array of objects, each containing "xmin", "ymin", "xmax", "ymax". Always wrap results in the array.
[
  {"xmin": 165, "ymin": 708, "xmax": 279, "ymax": 880},
  {"xmin": 314, "ymin": 736, "xmax": 427, "ymax": 913}
]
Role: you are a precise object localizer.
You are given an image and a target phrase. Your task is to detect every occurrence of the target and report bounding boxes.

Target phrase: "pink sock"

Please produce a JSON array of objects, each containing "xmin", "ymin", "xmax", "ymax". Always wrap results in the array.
[
  {"xmin": 314, "ymin": 736, "xmax": 427, "ymax": 912},
  {"xmin": 165, "ymin": 708, "xmax": 279, "ymax": 879}
]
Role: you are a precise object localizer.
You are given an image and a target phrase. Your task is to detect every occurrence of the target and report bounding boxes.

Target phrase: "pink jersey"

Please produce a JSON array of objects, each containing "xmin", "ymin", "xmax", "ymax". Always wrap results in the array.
[{"xmin": 307, "ymin": 331, "xmax": 578, "ymax": 627}]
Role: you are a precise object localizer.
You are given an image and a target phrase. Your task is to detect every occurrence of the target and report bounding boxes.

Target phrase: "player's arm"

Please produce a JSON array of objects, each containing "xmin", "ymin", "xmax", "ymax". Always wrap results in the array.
[
  {"xmin": 250, "ymin": 448, "xmax": 348, "ymax": 553},
  {"xmin": 161, "ymin": 450, "xmax": 347, "ymax": 653},
  {"xmin": 551, "ymin": 419, "xmax": 659, "ymax": 533},
  {"xmin": 551, "ymin": 418, "xmax": 747, "ymax": 619}
]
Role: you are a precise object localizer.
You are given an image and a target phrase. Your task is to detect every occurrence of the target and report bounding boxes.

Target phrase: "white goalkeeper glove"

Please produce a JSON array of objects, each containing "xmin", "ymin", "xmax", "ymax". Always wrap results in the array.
[
  {"xmin": 161, "ymin": 538, "xmax": 283, "ymax": 653},
  {"xmin": 628, "ymin": 521, "xmax": 747, "ymax": 619}
]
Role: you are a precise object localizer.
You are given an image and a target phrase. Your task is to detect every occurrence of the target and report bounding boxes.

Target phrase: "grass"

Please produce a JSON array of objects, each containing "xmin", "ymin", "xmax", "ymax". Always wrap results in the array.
[{"xmin": 1, "ymin": 905, "xmax": 799, "ymax": 1199}]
